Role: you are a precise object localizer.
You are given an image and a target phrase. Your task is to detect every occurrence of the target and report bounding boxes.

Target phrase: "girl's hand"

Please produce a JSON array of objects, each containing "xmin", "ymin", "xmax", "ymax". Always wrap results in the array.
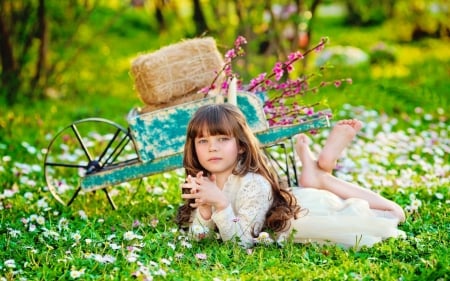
[
  {"xmin": 181, "ymin": 172, "xmax": 212, "ymax": 220},
  {"xmin": 181, "ymin": 171, "xmax": 229, "ymax": 213}
]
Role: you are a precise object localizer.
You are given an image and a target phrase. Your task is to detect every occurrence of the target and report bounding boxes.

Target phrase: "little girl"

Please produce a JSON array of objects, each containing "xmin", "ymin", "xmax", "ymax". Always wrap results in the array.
[{"xmin": 176, "ymin": 103, "xmax": 405, "ymax": 248}]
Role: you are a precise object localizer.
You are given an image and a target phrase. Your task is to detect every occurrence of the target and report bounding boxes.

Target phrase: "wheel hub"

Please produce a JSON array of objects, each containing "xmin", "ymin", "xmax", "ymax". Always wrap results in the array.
[{"xmin": 86, "ymin": 160, "xmax": 101, "ymax": 174}]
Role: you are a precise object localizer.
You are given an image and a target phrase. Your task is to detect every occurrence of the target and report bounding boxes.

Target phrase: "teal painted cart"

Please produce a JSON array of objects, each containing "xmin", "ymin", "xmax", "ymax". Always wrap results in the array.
[{"xmin": 43, "ymin": 92, "xmax": 330, "ymax": 208}]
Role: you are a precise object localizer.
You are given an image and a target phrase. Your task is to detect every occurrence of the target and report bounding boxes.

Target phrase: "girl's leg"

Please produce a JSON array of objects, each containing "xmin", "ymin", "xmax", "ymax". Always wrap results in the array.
[
  {"xmin": 317, "ymin": 119, "xmax": 362, "ymax": 173},
  {"xmin": 296, "ymin": 134, "xmax": 405, "ymax": 222}
]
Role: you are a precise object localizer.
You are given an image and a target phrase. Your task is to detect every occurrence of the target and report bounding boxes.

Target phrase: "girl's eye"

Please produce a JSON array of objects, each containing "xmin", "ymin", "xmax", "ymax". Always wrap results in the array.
[
  {"xmin": 197, "ymin": 139, "xmax": 207, "ymax": 144},
  {"xmin": 219, "ymin": 137, "xmax": 230, "ymax": 142}
]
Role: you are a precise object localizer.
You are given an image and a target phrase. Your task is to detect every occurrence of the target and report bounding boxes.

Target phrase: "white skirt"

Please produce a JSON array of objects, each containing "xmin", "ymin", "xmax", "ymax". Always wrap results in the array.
[{"xmin": 283, "ymin": 187, "xmax": 406, "ymax": 248}]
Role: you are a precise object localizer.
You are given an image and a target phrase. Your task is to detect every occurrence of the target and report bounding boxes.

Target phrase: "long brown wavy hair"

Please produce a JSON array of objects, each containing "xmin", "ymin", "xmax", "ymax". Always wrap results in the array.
[{"xmin": 176, "ymin": 103, "xmax": 301, "ymax": 235}]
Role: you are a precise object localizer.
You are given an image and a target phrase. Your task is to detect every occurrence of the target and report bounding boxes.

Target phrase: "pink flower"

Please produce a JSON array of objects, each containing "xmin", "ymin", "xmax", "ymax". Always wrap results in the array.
[
  {"xmin": 203, "ymin": 35, "xmax": 348, "ymax": 127},
  {"xmin": 304, "ymin": 107, "xmax": 314, "ymax": 116},
  {"xmin": 225, "ymin": 49, "xmax": 236, "ymax": 60},
  {"xmin": 195, "ymin": 253, "xmax": 207, "ymax": 260},
  {"xmin": 273, "ymin": 62, "xmax": 284, "ymax": 81},
  {"xmin": 286, "ymin": 64, "xmax": 294, "ymax": 73},
  {"xmin": 150, "ymin": 218, "xmax": 159, "ymax": 227},
  {"xmin": 234, "ymin": 35, "xmax": 247, "ymax": 47},
  {"xmin": 221, "ymin": 81, "xmax": 229, "ymax": 90},
  {"xmin": 288, "ymin": 51, "xmax": 304, "ymax": 62}
]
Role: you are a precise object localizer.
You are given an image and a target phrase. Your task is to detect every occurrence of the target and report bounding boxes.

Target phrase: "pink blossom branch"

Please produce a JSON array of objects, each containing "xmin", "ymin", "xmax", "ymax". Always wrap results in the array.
[{"xmin": 246, "ymin": 37, "xmax": 329, "ymax": 92}]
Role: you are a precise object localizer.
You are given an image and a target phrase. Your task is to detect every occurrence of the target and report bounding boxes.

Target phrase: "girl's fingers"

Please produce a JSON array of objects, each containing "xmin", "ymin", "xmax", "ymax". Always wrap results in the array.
[
  {"xmin": 181, "ymin": 184, "xmax": 193, "ymax": 194},
  {"xmin": 182, "ymin": 192, "xmax": 202, "ymax": 200},
  {"xmin": 182, "ymin": 193, "xmax": 195, "ymax": 199},
  {"xmin": 185, "ymin": 173, "xmax": 204, "ymax": 188},
  {"xmin": 182, "ymin": 174, "xmax": 207, "ymax": 209},
  {"xmin": 196, "ymin": 171, "xmax": 204, "ymax": 178},
  {"xmin": 181, "ymin": 181, "xmax": 198, "ymax": 191},
  {"xmin": 190, "ymin": 198, "xmax": 204, "ymax": 208}
]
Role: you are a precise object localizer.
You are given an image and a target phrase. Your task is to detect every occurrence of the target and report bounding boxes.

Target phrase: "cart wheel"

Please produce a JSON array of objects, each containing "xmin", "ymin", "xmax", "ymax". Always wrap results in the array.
[{"xmin": 43, "ymin": 118, "xmax": 138, "ymax": 206}]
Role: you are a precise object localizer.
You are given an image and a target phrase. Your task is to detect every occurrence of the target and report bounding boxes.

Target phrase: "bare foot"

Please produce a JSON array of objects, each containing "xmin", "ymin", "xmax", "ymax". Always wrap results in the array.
[
  {"xmin": 317, "ymin": 119, "xmax": 363, "ymax": 173},
  {"xmin": 295, "ymin": 134, "xmax": 323, "ymax": 188}
]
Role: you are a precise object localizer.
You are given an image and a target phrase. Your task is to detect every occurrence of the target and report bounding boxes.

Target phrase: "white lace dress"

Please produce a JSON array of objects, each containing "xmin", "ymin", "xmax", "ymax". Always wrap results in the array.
[{"xmin": 189, "ymin": 172, "xmax": 405, "ymax": 248}]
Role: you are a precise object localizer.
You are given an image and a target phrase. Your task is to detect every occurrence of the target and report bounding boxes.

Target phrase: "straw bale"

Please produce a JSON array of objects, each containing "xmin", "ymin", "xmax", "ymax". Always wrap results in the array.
[{"xmin": 131, "ymin": 37, "xmax": 224, "ymax": 107}]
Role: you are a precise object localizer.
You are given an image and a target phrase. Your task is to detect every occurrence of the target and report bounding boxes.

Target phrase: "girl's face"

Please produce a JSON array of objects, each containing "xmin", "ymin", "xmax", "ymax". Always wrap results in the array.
[{"xmin": 194, "ymin": 133, "xmax": 242, "ymax": 178}]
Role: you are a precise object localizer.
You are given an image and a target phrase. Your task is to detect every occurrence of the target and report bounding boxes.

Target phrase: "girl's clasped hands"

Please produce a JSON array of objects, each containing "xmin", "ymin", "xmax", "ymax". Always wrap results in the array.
[{"xmin": 181, "ymin": 171, "xmax": 229, "ymax": 220}]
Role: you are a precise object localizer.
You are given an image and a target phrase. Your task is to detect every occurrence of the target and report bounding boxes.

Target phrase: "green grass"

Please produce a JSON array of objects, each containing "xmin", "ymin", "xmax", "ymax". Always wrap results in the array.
[{"xmin": 1, "ymin": 4, "xmax": 449, "ymax": 280}]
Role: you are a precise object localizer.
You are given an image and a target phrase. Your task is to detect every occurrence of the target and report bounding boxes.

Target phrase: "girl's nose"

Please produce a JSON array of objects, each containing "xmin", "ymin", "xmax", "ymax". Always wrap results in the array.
[{"xmin": 208, "ymin": 140, "xmax": 218, "ymax": 151}]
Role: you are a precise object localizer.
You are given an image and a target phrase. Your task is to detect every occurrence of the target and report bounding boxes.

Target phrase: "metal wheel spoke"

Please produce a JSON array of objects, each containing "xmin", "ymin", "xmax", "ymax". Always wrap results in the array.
[
  {"xmin": 97, "ymin": 128, "xmax": 122, "ymax": 164},
  {"xmin": 45, "ymin": 162, "xmax": 87, "ymax": 169},
  {"xmin": 102, "ymin": 131, "xmax": 134, "ymax": 166},
  {"xmin": 44, "ymin": 118, "xmax": 138, "ymax": 207},
  {"xmin": 264, "ymin": 142, "xmax": 296, "ymax": 187},
  {"xmin": 71, "ymin": 123, "xmax": 93, "ymax": 162}
]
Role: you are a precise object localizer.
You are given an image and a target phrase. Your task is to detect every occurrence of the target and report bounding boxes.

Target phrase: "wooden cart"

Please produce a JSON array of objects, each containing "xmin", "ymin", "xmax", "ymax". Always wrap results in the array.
[{"xmin": 43, "ymin": 92, "xmax": 330, "ymax": 208}]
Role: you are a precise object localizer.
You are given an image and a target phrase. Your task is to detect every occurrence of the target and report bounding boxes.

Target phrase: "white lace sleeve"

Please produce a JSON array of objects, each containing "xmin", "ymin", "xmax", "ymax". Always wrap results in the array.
[{"xmin": 211, "ymin": 173, "xmax": 273, "ymax": 248}]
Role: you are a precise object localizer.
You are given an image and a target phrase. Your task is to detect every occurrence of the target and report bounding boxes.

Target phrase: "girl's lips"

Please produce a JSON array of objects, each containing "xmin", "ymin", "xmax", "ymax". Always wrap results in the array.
[{"xmin": 208, "ymin": 157, "xmax": 222, "ymax": 161}]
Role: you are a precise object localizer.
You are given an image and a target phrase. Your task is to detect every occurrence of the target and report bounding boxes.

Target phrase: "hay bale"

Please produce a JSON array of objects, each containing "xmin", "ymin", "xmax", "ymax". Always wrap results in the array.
[{"xmin": 131, "ymin": 37, "xmax": 224, "ymax": 107}]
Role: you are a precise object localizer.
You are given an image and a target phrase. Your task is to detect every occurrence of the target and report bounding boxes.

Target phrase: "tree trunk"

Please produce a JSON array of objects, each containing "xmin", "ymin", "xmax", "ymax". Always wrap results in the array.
[
  {"xmin": 0, "ymin": 5, "xmax": 19, "ymax": 105},
  {"xmin": 302, "ymin": 0, "xmax": 322, "ymax": 68},
  {"xmin": 31, "ymin": 0, "xmax": 48, "ymax": 99},
  {"xmin": 307, "ymin": 0, "xmax": 322, "ymax": 46},
  {"xmin": 155, "ymin": 0, "xmax": 165, "ymax": 30},
  {"xmin": 192, "ymin": 0, "xmax": 208, "ymax": 35}
]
